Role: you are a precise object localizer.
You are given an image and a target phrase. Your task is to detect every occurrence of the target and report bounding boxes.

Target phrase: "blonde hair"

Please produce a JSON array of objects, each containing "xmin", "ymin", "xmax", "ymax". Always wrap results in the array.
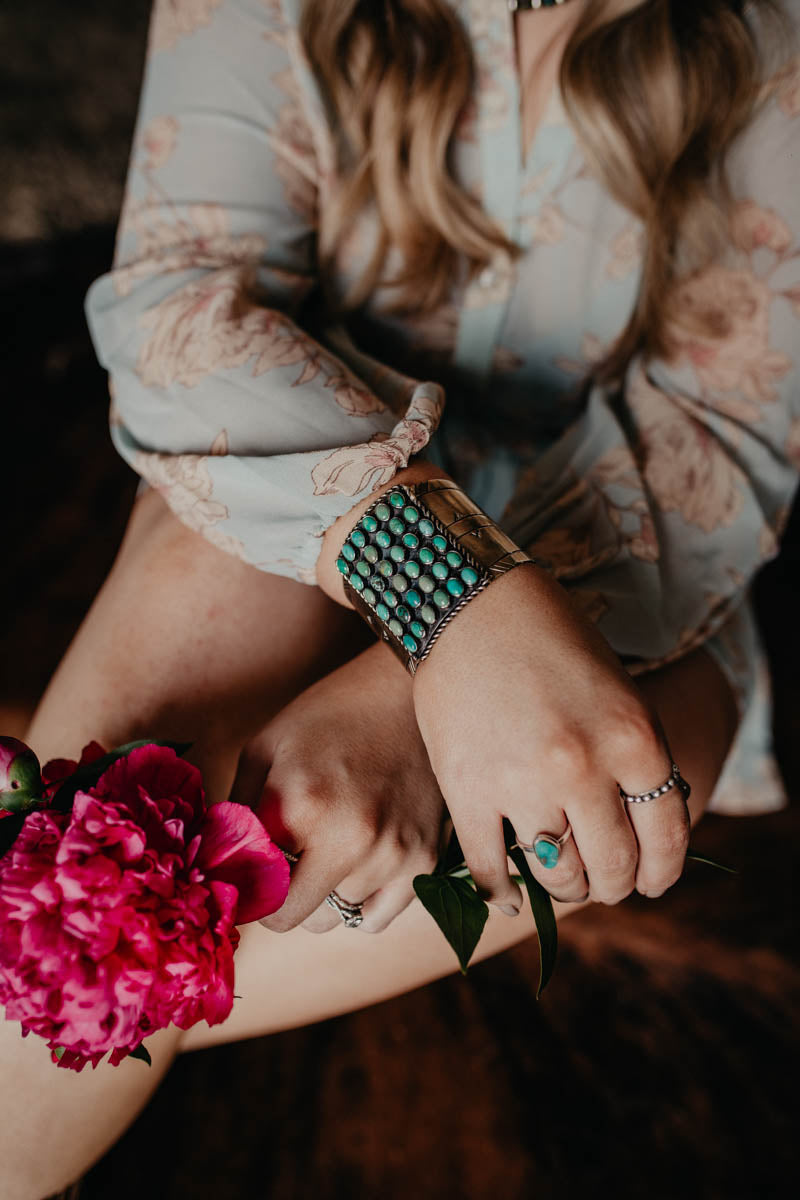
[{"xmin": 299, "ymin": 0, "xmax": 794, "ymax": 385}]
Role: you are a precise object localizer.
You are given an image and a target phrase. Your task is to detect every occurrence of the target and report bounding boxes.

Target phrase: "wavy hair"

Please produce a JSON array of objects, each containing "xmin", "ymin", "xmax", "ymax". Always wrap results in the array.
[{"xmin": 299, "ymin": 0, "xmax": 795, "ymax": 384}]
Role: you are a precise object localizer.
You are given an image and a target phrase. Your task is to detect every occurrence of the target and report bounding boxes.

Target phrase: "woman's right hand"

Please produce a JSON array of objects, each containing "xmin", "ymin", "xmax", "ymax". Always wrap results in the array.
[{"xmin": 412, "ymin": 561, "xmax": 691, "ymax": 911}]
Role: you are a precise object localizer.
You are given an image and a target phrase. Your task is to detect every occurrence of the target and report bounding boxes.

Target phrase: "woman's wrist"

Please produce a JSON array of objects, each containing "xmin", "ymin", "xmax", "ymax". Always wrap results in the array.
[
  {"xmin": 315, "ymin": 460, "xmax": 455, "ymax": 607},
  {"xmin": 321, "ymin": 472, "xmax": 541, "ymax": 675}
]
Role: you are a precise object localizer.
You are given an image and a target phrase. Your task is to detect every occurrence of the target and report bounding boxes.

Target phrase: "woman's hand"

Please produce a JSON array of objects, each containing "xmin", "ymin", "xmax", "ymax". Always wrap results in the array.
[
  {"xmin": 230, "ymin": 640, "xmax": 448, "ymax": 934},
  {"xmin": 412, "ymin": 562, "xmax": 691, "ymax": 911}
]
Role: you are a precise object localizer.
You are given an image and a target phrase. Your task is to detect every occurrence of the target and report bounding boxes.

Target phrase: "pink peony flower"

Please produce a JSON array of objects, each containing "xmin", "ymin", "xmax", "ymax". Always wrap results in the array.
[
  {"xmin": 39, "ymin": 740, "xmax": 107, "ymax": 802},
  {"xmin": 0, "ymin": 745, "xmax": 289, "ymax": 1070}
]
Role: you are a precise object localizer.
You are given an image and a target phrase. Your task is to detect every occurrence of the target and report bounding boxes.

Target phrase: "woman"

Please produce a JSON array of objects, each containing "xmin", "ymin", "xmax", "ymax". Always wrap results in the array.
[{"xmin": 3, "ymin": 0, "xmax": 799, "ymax": 1195}]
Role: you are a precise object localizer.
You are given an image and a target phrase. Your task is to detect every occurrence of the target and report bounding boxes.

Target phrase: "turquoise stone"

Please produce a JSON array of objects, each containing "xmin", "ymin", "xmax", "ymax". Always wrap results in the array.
[
  {"xmin": 418, "ymin": 518, "xmax": 435, "ymax": 537},
  {"xmin": 461, "ymin": 566, "xmax": 479, "ymax": 585},
  {"xmin": 389, "ymin": 617, "xmax": 404, "ymax": 637},
  {"xmin": 396, "ymin": 604, "xmax": 411, "ymax": 622},
  {"xmin": 432, "ymin": 561, "xmax": 449, "ymax": 580},
  {"xmin": 391, "ymin": 574, "xmax": 408, "ymax": 593},
  {"xmin": 405, "ymin": 589, "xmax": 422, "ymax": 608},
  {"xmin": 410, "ymin": 620, "xmax": 426, "ymax": 639},
  {"xmin": 418, "ymin": 575, "xmax": 435, "ymax": 594},
  {"xmin": 389, "ymin": 545, "xmax": 406, "ymax": 562},
  {"xmin": 402, "ymin": 633, "xmax": 418, "ymax": 653},
  {"xmin": 362, "ymin": 514, "xmax": 378, "ymax": 533},
  {"xmin": 534, "ymin": 839, "xmax": 560, "ymax": 869},
  {"xmin": 403, "ymin": 505, "xmax": 419, "ymax": 524},
  {"xmin": 335, "ymin": 558, "xmax": 350, "ymax": 575},
  {"xmin": 389, "ymin": 516, "xmax": 405, "ymax": 535},
  {"xmin": 376, "ymin": 602, "xmax": 390, "ymax": 621},
  {"xmin": 420, "ymin": 604, "xmax": 437, "ymax": 624},
  {"xmin": 356, "ymin": 560, "xmax": 371, "ymax": 577},
  {"xmin": 432, "ymin": 535, "xmax": 448, "ymax": 552},
  {"xmin": 446, "ymin": 577, "xmax": 465, "ymax": 597},
  {"xmin": 376, "ymin": 530, "xmax": 391, "ymax": 548},
  {"xmin": 377, "ymin": 560, "xmax": 394, "ymax": 577},
  {"xmin": 419, "ymin": 546, "xmax": 435, "ymax": 565},
  {"xmin": 404, "ymin": 560, "xmax": 420, "ymax": 579},
  {"xmin": 446, "ymin": 550, "xmax": 463, "ymax": 568},
  {"xmin": 342, "ymin": 543, "xmax": 356, "ymax": 561},
  {"xmin": 350, "ymin": 574, "xmax": 364, "ymax": 591},
  {"xmin": 384, "ymin": 589, "xmax": 398, "ymax": 607},
  {"xmin": 362, "ymin": 587, "xmax": 376, "ymax": 605},
  {"xmin": 363, "ymin": 545, "xmax": 379, "ymax": 563},
  {"xmin": 402, "ymin": 532, "xmax": 420, "ymax": 549},
  {"xmin": 375, "ymin": 502, "xmax": 391, "ymax": 521},
  {"xmin": 433, "ymin": 588, "xmax": 450, "ymax": 609},
  {"xmin": 370, "ymin": 576, "xmax": 386, "ymax": 592},
  {"xmin": 389, "ymin": 491, "xmax": 405, "ymax": 508},
  {"xmin": 351, "ymin": 529, "xmax": 366, "ymax": 548}
]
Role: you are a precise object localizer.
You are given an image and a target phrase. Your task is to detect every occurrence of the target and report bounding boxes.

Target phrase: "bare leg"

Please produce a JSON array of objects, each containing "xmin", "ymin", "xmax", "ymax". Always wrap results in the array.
[{"xmin": 1, "ymin": 490, "xmax": 737, "ymax": 1199}]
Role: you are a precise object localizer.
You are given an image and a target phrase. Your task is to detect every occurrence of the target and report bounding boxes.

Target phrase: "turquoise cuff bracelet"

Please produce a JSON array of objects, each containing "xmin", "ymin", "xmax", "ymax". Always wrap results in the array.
[{"xmin": 336, "ymin": 478, "xmax": 537, "ymax": 675}]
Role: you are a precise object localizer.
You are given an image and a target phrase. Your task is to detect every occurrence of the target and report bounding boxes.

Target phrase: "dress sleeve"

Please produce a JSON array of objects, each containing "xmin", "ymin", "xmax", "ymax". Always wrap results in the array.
[
  {"xmin": 500, "ymin": 40, "xmax": 800, "ymax": 695},
  {"xmin": 83, "ymin": 0, "xmax": 445, "ymax": 584}
]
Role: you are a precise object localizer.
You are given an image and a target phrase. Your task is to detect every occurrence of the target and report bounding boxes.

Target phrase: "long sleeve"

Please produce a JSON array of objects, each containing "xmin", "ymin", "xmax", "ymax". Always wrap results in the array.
[
  {"xmin": 83, "ymin": 0, "xmax": 444, "ymax": 584},
  {"xmin": 500, "ymin": 44, "xmax": 800, "ymax": 696},
  {"xmin": 503, "ymin": 39, "xmax": 796, "ymax": 676}
]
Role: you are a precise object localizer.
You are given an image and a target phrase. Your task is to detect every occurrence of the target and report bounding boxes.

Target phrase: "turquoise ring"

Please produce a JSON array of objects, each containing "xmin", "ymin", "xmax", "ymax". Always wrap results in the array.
[{"xmin": 513, "ymin": 822, "xmax": 573, "ymax": 870}]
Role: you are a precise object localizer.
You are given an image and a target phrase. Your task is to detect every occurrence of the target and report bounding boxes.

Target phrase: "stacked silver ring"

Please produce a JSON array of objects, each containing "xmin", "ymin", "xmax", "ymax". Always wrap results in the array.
[
  {"xmin": 325, "ymin": 889, "xmax": 365, "ymax": 928},
  {"xmin": 618, "ymin": 762, "xmax": 690, "ymax": 804}
]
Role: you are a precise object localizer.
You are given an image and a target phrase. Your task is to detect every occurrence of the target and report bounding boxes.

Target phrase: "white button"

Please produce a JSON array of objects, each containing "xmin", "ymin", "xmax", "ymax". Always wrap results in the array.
[{"xmin": 478, "ymin": 265, "xmax": 497, "ymax": 288}]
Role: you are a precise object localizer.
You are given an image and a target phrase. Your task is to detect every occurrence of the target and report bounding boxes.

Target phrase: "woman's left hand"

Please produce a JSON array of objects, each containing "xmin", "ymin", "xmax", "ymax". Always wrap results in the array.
[{"xmin": 229, "ymin": 641, "xmax": 448, "ymax": 933}]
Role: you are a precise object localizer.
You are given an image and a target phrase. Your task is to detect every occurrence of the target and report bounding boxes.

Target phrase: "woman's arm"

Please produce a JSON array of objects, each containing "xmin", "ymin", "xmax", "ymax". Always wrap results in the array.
[{"xmin": 25, "ymin": 486, "xmax": 372, "ymax": 789}]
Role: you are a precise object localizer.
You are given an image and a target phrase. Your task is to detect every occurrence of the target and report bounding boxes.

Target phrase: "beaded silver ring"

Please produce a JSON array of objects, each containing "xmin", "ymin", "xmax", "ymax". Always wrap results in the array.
[{"xmin": 618, "ymin": 762, "xmax": 691, "ymax": 804}]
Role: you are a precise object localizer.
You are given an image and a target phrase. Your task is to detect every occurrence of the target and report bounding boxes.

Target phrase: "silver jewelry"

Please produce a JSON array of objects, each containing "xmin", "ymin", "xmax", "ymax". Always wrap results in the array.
[
  {"xmin": 618, "ymin": 762, "xmax": 691, "ymax": 804},
  {"xmin": 513, "ymin": 821, "xmax": 573, "ymax": 869},
  {"xmin": 325, "ymin": 889, "xmax": 365, "ymax": 928}
]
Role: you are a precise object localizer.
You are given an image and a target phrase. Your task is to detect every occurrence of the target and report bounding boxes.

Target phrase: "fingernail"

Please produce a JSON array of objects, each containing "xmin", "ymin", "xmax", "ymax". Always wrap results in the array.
[{"xmin": 499, "ymin": 904, "xmax": 520, "ymax": 917}]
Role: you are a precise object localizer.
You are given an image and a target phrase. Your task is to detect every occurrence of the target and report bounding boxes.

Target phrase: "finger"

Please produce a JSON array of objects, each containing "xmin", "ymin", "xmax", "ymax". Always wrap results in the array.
[
  {"xmin": 571, "ymin": 785, "xmax": 639, "ymax": 905},
  {"xmin": 260, "ymin": 845, "xmax": 355, "ymax": 933},
  {"xmin": 228, "ymin": 741, "xmax": 270, "ymax": 809},
  {"xmin": 621, "ymin": 765, "xmax": 691, "ymax": 897},
  {"xmin": 358, "ymin": 846, "xmax": 440, "ymax": 933},
  {"xmin": 508, "ymin": 810, "xmax": 588, "ymax": 903},
  {"xmin": 301, "ymin": 894, "xmax": 355, "ymax": 934},
  {"xmin": 457, "ymin": 814, "xmax": 523, "ymax": 914}
]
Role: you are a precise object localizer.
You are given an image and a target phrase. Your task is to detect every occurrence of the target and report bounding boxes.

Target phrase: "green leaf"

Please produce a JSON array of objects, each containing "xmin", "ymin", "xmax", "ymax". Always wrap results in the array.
[
  {"xmin": 504, "ymin": 820, "xmax": 557, "ymax": 999},
  {"xmin": 413, "ymin": 873, "xmax": 489, "ymax": 974},
  {"xmin": 686, "ymin": 850, "xmax": 738, "ymax": 875},
  {"xmin": 127, "ymin": 1042, "xmax": 152, "ymax": 1067},
  {"xmin": 53, "ymin": 1045, "xmax": 65, "ymax": 1060},
  {"xmin": 52, "ymin": 740, "xmax": 193, "ymax": 812}
]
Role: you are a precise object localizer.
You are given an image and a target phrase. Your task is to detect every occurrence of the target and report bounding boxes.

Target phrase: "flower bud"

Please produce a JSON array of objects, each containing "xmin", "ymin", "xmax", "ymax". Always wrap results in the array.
[{"xmin": 0, "ymin": 736, "xmax": 43, "ymax": 814}]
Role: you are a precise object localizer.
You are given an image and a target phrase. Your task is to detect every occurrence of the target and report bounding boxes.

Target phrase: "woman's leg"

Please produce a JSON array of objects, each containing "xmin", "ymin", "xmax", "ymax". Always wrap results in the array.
[{"xmin": 0, "ymin": 489, "xmax": 738, "ymax": 1199}]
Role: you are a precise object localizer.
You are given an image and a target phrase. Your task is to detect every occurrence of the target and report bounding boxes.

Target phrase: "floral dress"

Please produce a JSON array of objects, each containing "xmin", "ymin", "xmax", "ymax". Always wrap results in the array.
[{"xmin": 84, "ymin": 0, "xmax": 800, "ymax": 815}]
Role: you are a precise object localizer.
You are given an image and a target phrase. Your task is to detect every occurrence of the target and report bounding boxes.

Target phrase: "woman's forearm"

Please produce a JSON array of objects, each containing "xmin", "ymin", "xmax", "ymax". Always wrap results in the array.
[{"xmin": 26, "ymin": 487, "xmax": 373, "ymax": 801}]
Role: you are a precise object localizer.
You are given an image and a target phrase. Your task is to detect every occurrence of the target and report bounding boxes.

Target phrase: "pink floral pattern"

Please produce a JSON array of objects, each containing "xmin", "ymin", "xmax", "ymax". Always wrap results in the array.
[{"xmin": 148, "ymin": 0, "xmax": 223, "ymax": 55}]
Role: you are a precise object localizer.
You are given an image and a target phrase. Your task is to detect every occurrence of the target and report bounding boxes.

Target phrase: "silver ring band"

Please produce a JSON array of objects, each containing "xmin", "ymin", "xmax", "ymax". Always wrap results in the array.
[
  {"xmin": 618, "ymin": 762, "xmax": 690, "ymax": 804},
  {"xmin": 325, "ymin": 889, "xmax": 365, "ymax": 928}
]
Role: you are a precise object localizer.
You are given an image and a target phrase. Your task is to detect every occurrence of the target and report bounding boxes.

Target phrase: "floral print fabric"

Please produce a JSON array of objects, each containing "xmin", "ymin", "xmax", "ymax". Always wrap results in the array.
[{"xmin": 84, "ymin": 0, "xmax": 800, "ymax": 814}]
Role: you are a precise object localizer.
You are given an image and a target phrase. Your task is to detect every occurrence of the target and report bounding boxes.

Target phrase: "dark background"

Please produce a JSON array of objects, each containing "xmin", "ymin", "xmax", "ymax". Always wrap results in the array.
[{"xmin": 2, "ymin": 4, "xmax": 799, "ymax": 1198}]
